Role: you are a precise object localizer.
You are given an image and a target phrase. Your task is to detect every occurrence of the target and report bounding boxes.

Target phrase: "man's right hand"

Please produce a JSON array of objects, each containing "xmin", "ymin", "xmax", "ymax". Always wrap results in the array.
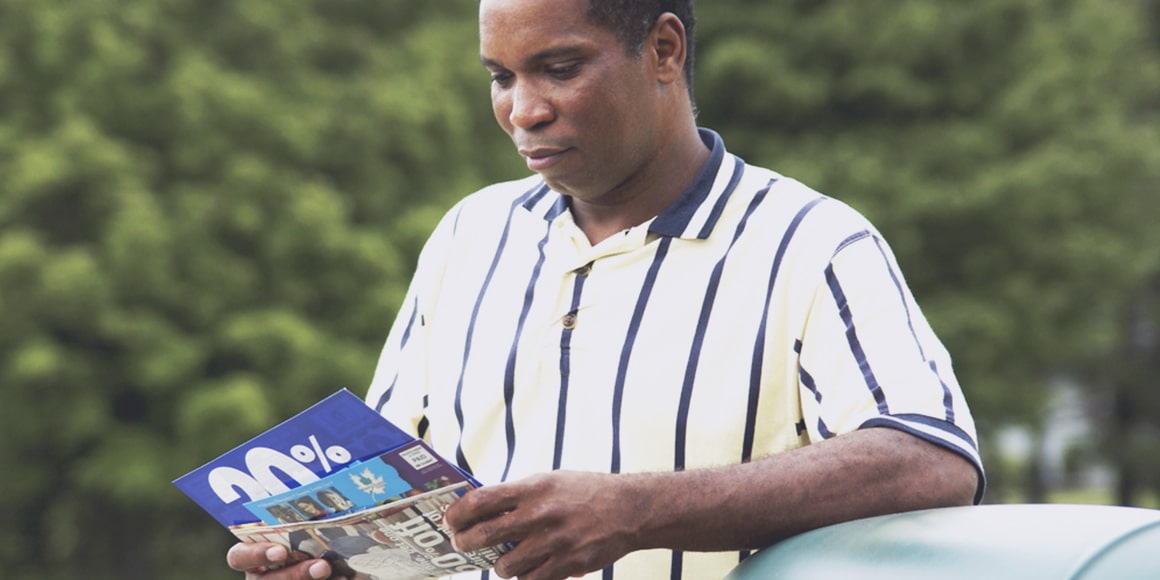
[{"xmin": 226, "ymin": 542, "xmax": 332, "ymax": 580}]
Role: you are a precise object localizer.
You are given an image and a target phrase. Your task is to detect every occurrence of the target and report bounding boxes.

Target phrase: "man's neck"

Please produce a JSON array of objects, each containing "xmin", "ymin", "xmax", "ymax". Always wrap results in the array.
[{"xmin": 570, "ymin": 123, "xmax": 711, "ymax": 245}]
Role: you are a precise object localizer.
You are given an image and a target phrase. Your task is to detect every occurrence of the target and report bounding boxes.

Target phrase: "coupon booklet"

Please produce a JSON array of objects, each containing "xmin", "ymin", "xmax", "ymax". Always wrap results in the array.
[{"xmin": 173, "ymin": 389, "xmax": 507, "ymax": 579}]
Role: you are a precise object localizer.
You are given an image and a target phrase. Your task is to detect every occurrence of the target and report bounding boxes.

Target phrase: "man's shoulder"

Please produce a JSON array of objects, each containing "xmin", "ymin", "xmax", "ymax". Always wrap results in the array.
[
  {"xmin": 726, "ymin": 162, "xmax": 887, "ymax": 268},
  {"xmin": 425, "ymin": 174, "xmax": 550, "ymax": 243},
  {"xmin": 459, "ymin": 174, "xmax": 548, "ymax": 210},
  {"xmin": 740, "ymin": 163, "xmax": 871, "ymax": 230},
  {"xmin": 428, "ymin": 174, "xmax": 546, "ymax": 223}
]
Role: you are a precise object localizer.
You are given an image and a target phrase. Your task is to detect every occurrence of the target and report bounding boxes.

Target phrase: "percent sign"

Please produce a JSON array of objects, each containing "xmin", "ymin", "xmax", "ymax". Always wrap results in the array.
[{"xmin": 289, "ymin": 434, "xmax": 352, "ymax": 473}]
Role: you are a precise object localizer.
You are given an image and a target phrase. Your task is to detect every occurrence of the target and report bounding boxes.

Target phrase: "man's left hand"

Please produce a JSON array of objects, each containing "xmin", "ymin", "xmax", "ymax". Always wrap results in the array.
[{"xmin": 444, "ymin": 470, "xmax": 644, "ymax": 580}]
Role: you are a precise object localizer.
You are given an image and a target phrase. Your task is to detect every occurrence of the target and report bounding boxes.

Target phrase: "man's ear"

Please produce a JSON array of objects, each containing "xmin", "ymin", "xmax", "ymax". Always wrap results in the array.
[{"xmin": 650, "ymin": 12, "xmax": 687, "ymax": 85}]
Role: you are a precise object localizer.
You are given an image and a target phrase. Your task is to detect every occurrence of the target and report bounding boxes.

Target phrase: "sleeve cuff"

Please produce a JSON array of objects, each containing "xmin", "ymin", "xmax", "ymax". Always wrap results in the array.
[{"xmin": 859, "ymin": 414, "xmax": 986, "ymax": 504}]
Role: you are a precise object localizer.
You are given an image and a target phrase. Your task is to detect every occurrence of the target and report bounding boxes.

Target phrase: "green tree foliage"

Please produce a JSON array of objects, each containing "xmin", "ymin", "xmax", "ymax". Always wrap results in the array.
[
  {"xmin": 696, "ymin": 0, "xmax": 1160, "ymax": 500},
  {"xmin": 0, "ymin": 0, "xmax": 1157, "ymax": 577},
  {"xmin": 0, "ymin": 0, "xmax": 518, "ymax": 576}
]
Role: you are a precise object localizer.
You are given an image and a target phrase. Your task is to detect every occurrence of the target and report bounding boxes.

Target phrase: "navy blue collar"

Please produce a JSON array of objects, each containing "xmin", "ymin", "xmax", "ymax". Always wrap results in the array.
[
  {"xmin": 526, "ymin": 128, "xmax": 737, "ymax": 239},
  {"xmin": 648, "ymin": 128, "xmax": 727, "ymax": 239}
]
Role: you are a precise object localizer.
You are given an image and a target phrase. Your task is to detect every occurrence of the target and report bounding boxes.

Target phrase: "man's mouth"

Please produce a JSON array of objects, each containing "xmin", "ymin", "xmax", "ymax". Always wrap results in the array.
[{"xmin": 519, "ymin": 147, "xmax": 570, "ymax": 171}]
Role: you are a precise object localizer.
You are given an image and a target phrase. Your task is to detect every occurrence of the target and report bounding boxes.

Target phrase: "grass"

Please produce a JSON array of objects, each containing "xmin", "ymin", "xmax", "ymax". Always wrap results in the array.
[{"xmin": 1043, "ymin": 487, "xmax": 1160, "ymax": 509}]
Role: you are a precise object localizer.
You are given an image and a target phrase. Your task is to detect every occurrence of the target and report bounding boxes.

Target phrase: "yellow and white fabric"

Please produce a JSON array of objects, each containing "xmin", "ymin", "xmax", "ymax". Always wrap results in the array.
[{"xmin": 366, "ymin": 129, "xmax": 983, "ymax": 580}]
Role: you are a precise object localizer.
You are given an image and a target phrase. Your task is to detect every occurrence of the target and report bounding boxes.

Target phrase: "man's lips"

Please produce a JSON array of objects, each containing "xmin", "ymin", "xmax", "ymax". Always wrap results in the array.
[{"xmin": 519, "ymin": 147, "xmax": 570, "ymax": 172}]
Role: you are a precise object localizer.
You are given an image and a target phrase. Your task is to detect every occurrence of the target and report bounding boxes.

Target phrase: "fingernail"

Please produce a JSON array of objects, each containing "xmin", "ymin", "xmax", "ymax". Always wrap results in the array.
[
  {"xmin": 266, "ymin": 545, "xmax": 287, "ymax": 563},
  {"xmin": 308, "ymin": 560, "xmax": 330, "ymax": 579}
]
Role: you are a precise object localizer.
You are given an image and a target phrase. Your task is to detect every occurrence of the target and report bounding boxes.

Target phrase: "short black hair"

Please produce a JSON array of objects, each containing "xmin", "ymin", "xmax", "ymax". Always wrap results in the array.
[{"xmin": 586, "ymin": 0, "xmax": 696, "ymax": 101}]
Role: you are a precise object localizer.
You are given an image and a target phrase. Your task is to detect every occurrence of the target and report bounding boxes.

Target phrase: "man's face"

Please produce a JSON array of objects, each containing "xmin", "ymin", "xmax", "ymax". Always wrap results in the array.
[{"xmin": 480, "ymin": 0, "xmax": 662, "ymax": 203}]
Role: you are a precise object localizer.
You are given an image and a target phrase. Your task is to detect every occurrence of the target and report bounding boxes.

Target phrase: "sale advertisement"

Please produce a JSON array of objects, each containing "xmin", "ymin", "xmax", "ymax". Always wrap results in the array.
[{"xmin": 172, "ymin": 389, "xmax": 506, "ymax": 578}]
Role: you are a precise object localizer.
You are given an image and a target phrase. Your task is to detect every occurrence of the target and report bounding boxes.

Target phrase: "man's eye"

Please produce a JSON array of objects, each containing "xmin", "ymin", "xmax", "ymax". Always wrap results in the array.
[
  {"xmin": 547, "ymin": 64, "xmax": 579, "ymax": 79},
  {"xmin": 490, "ymin": 73, "xmax": 513, "ymax": 87}
]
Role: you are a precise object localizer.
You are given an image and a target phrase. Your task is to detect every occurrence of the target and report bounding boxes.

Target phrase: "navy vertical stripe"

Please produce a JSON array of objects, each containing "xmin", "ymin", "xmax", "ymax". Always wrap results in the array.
[
  {"xmin": 452, "ymin": 185, "xmax": 546, "ymax": 475},
  {"xmin": 695, "ymin": 157, "xmax": 746, "ymax": 239},
  {"xmin": 373, "ymin": 296, "xmax": 419, "ymax": 412},
  {"xmin": 792, "ymin": 339, "xmax": 834, "ymax": 438},
  {"xmin": 519, "ymin": 180, "xmax": 553, "ymax": 214},
  {"xmin": 869, "ymin": 235, "xmax": 955, "ymax": 422},
  {"xmin": 869, "ymin": 236, "xmax": 924, "ymax": 357},
  {"xmin": 798, "ymin": 361, "xmax": 835, "ymax": 438},
  {"xmin": 675, "ymin": 177, "xmax": 769, "ymax": 471},
  {"xmin": 793, "ymin": 338, "xmax": 839, "ymax": 436},
  {"xmin": 825, "ymin": 265, "xmax": 890, "ymax": 415},
  {"xmin": 667, "ymin": 164, "xmax": 756, "ymax": 580},
  {"xmin": 375, "ymin": 378, "xmax": 397, "ymax": 414},
  {"xmin": 553, "ymin": 263, "xmax": 591, "ymax": 470},
  {"xmin": 417, "ymin": 395, "xmax": 429, "ymax": 439},
  {"xmin": 931, "ymin": 360, "xmax": 955, "ymax": 422},
  {"xmin": 742, "ymin": 192, "xmax": 824, "ymax": 462},
  {"xmin": 606, "ymin": 178, "xmax": 683, "ymax": 577},
  {"xmin": 610, "ymin": 238, "xmax": 673, "ymax": 474},
  {"xmin": 498, "ymin": 221, "xmax": 552, "ymax": 482},
  {"xmin": 677, "ymin": 183, "xmax": 804, "ymax": 579},
  {"xmin": 451, "ymin": 204, "xmax": 463, "ymax": 235},
  {"xmin": 743, "ymin": 194, "xmax": 826, "ymax": 580}
]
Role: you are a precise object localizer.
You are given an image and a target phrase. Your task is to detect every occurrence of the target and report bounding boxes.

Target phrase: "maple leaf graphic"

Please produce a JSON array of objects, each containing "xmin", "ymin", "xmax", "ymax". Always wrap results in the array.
[{"xmin": 351, "ymin": 468, "xmax": 387, "ymax": 499}]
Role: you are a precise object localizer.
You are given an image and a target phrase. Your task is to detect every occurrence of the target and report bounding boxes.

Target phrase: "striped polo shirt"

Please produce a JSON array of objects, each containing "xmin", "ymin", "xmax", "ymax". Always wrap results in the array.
[{"xmin": 366, "ymin": 129, "xmax": 983, "ymax": 580}]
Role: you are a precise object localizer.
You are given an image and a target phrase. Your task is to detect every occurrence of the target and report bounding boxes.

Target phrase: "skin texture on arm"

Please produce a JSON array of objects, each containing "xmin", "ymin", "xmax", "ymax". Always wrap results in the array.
[{"xmin": 445, "ymin": 428, "xmax": 978, "ymax": 580}]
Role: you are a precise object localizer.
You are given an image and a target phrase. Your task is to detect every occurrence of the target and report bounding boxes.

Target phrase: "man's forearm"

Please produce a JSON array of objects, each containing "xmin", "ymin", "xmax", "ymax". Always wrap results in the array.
[{"xmin": 622, "ymin": 427, "xmax": 979, "ymax": 553}]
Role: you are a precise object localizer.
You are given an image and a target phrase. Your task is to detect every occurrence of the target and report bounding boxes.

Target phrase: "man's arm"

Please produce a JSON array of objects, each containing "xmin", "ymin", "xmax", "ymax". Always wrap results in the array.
[{"xmin": 445, "ymin": 427, "xmax": 978, "ymax": 580}]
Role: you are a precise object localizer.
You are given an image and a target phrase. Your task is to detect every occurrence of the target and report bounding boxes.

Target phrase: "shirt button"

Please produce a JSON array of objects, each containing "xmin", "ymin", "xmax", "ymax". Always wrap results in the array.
[{"xmin": 562, "ymin": 312, "xmax": 578, "ymax": 330}]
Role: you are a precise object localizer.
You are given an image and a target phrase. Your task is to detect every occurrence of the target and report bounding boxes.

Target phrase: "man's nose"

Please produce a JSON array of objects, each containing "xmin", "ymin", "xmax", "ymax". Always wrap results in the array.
[{"xmin": 509, "ymin": 81, "xmax": 554, "ymax": 130}]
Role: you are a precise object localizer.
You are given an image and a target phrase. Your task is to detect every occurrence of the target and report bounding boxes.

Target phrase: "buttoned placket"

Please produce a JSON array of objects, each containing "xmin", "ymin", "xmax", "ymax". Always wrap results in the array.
[{"xmin": 550, "ymin": 211, "xmax": 657, "ymax": 331}]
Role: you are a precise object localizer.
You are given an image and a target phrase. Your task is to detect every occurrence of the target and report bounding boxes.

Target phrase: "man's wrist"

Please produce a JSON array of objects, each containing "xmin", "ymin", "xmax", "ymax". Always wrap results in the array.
[{"xmin": 614, "ymin": 471, "xmax": 672, "ymax": 553}]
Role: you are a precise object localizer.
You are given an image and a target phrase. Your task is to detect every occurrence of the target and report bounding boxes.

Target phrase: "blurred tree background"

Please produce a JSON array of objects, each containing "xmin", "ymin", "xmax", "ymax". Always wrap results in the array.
[{"xmin": 0, "ymin": 0, "xmax": 1156, "ymax": 577}]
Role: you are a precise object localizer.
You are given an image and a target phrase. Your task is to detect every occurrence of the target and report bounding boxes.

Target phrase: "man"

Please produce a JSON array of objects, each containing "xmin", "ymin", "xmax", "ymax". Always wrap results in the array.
[{"xmin": 228, "ymin": 0, "xmax": 983, "ymax": 578}]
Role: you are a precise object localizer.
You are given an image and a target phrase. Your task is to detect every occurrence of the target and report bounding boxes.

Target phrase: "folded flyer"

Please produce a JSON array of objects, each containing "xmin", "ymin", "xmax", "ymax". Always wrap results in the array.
[
  {"xmin": 173, "ymin": 389, "xmax": 507, "ymax": 578},
  {"xmin": 233, "ymin": 483, "xmax": 505, "ymax": 579},
  {"xmin": 242, "ymin": 439, "xmax": 468, "ymax": 525}
]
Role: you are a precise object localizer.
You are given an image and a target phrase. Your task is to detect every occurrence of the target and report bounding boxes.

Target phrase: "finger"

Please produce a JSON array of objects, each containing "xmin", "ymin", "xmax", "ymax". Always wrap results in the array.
[
  {"xmin": 492, "ymin": 548, "xmax": 549, "ymax": 580},
  {"xmin": 227, "ymin": 543, "xmax": 332, "ymax": 579},
  {"xmin": 227, "ymin": 542, "xmax": 289, "ymax": 571},
  {"xmin": 444, "ymin": 484, "xmax": 522, "ymax": 531},
  {"xmin": 451, "ymin": 509, "xmax": 526, "ymax": 553},
  {"xmin": 243, "ymin": 559, "xmax": 333, "ymax": 580},
  {"xmin": 487, "ymin": 525, "xmax": 610, "ymax": 580}
]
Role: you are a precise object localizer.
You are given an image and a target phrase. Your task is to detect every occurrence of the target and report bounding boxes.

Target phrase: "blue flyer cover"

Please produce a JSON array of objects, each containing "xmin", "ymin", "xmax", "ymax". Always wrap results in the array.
[
  {"xmin": 242, "ymin": 440, "xmax": 472, "ymax": 525},
  {"xmin": 242, "ymin": 458, "xmax": 414, "ymax": 525},
  {"xmin": 173, "ymin": 389, "xmax": 419, "ymax": 527}
]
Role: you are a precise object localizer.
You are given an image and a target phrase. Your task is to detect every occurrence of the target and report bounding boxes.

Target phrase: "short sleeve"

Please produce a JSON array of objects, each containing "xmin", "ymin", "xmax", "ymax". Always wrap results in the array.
[{"xmin": 795, "ymin": 228, "xmax": 985, "ymax": 502}]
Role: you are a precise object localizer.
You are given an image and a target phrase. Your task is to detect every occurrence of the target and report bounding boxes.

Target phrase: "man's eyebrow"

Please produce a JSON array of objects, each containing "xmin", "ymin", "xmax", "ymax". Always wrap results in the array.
[{"xmin": 481, "ymin": 45, "xmax": 586, "ymax": 69}]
